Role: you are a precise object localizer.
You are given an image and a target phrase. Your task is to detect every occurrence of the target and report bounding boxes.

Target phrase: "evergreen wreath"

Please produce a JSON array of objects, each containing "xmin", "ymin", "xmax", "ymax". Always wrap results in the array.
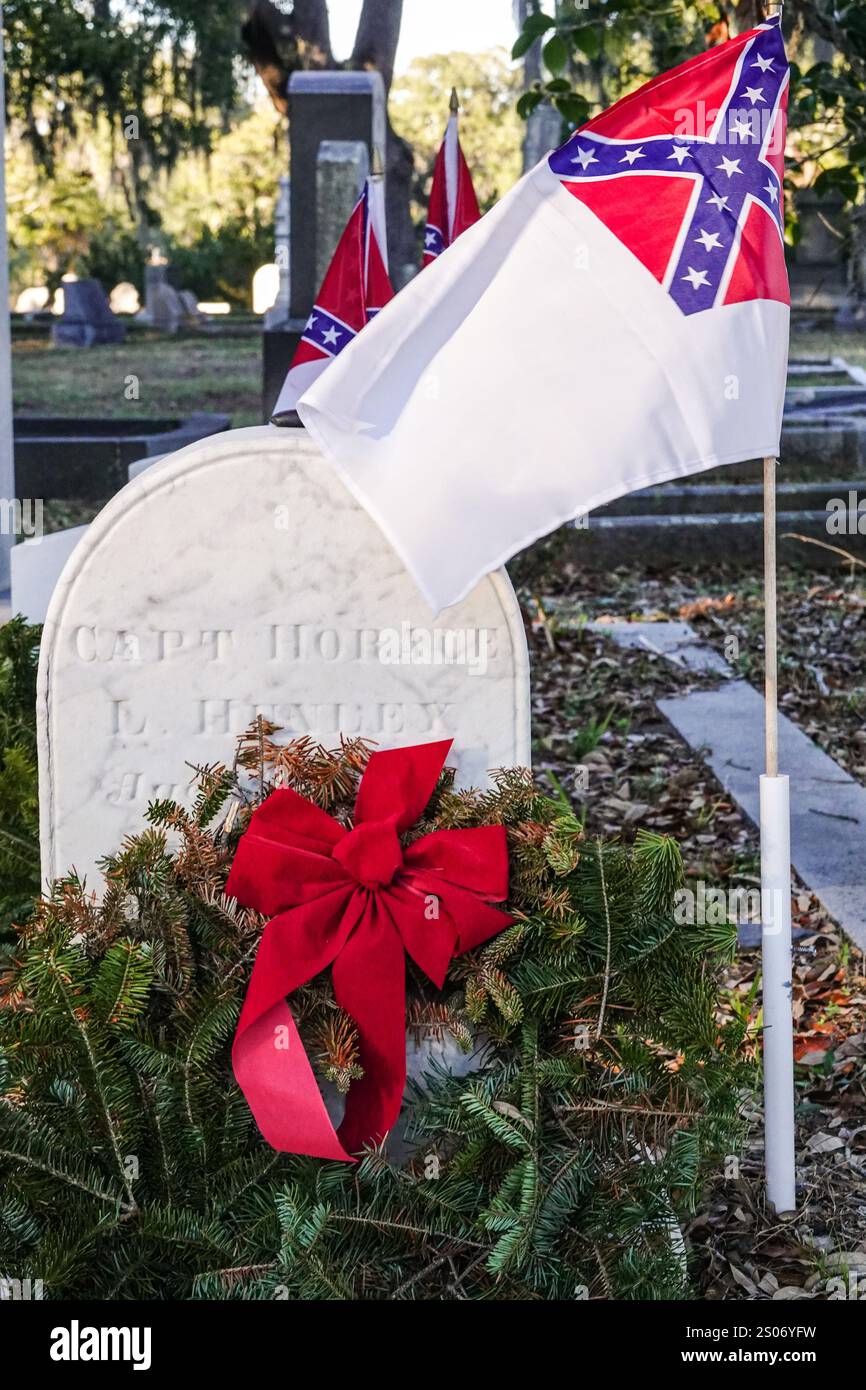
[{"xmin": 0, "ymin": 723, "xmax": 753, "ymax": 1300}]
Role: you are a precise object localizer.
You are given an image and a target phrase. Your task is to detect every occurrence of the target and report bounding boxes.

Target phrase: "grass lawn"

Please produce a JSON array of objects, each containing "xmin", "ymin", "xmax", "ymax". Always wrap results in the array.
[
  {"xmin": 789, "ymin": 324, "xmax": 866, "ymax": 370},
  {"xmin": 11, "ymin": 324, "xmax": 866, "ymax": 431},
  {"xmin": 12, "ymin": 330, "xmax": 264, "ymax": 429}
]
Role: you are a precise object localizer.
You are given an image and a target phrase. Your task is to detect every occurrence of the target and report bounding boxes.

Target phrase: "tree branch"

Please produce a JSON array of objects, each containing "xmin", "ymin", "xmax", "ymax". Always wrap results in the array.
[
  {"xmin": 350, "ymin": 0, "xmax": 404, "ymax": 93},
  {"xmin": 242, "ymin": 0, "xmax": 335, "ymax": 112}
]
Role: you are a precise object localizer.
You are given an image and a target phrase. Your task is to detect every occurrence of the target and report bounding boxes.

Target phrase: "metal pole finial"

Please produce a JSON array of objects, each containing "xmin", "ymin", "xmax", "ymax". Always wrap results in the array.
[
  {"xmin": 371, "ymin": 146, "xmax": 385, "ymax": 178},
  {"xmin": 449, "ymin": 88, "xmax": 459, "ymax": 114}
]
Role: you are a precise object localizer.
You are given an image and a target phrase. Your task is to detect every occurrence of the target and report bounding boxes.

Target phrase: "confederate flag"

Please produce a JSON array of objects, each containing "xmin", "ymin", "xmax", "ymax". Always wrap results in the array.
[
  {"xmin": 422, "ymin": 94, "xmax": 481, "ymax": 268},
  {"xmin": 300, "ymin": 17, "xmax": 790, "ymax": 613},
  {"xmin": 272, "ymin": 176, "xmax": 393, "ymax": 417}
]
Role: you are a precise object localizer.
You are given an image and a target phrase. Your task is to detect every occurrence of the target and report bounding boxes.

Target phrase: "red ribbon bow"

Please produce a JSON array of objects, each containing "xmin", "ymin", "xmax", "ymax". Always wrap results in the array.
[{"xmin": 226, "ymin": 739, "xmax": 513, "ymax": 1161}]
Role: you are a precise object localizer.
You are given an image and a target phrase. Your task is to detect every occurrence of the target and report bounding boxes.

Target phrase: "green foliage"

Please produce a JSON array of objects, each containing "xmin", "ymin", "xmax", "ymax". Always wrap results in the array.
[
  {"xmin": 79, "ymin": 224, "xmax": 148, "ymax": 300},
  {"xmin": 786, "ymin": 2, "xmax": 866, "ymax": 221},
  {"xmin": 156, "ymin": 104, "xmax": 284, "ymax": 306},
  {"xmin": 0, "ymin": 738, "xmax": 753, "ymax": 1300},
  {"xmin": 2, "ymin": 0, "xmax": 242, "ymax": 179},
  {"xmin": 512, "ymin": 0, "xmax": 715, "ymax": 132},
  {"xmin": 6, "ymin": 102, "xmax": 282, "ymax": 307},
  {"xmin": 0, "ymin": 619, "xmax": 41, "ymax": 933},
  {"xmin": 513, "ymin": 1, "xmax": 866, "ymax": 235}
]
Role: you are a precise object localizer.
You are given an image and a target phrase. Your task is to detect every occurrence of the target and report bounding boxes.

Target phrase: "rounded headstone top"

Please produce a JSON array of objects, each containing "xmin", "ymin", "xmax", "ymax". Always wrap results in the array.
[{"xmin": 37, "ymin": 426, "xmax": 531, "ymax": 890}]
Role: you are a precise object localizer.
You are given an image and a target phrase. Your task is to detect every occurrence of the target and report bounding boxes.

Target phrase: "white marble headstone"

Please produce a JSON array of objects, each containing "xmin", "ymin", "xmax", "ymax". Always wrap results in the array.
[{"xmin": 38, "ymin": 426, "xmax": 531, "ymax": 888}]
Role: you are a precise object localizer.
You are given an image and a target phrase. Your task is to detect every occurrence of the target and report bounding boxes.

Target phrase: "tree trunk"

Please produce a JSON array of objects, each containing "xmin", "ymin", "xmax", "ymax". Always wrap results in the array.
[
  {"xmin": 350, "ymin": 0, "xmax": 403, "ymax": 91},
  {"xmin": 349, "ymin": 1, "xmax": 414, "ymax": 283},
  {"xmin": 731, "ymin": 1, "xmax": 764, "ymax": 35},
  {"xmin": 242, "ymin": 0, "xmax": 334, "ymax": 113}
]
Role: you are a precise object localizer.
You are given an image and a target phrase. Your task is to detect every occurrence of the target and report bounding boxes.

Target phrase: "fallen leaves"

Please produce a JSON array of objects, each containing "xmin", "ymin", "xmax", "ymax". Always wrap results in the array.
[{"xmin": 522, "ymin": 560, "xmax": 866, "ymax": 1300}]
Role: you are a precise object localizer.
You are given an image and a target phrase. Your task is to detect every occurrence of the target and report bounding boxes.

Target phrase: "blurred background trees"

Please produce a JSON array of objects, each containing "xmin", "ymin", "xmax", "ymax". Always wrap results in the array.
[
  {"xmin": 513, "ymin": 2, "xmax": 866, "ymax": 270},
  {"xmin": 2, "ymin": 2, "xmax": 863, "ymax": 306}
]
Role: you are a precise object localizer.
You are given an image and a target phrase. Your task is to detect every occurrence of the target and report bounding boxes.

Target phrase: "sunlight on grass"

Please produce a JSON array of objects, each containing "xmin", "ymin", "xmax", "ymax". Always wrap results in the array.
[{"xmin": 12, "ymin": 331, "xmax": 263, "ymax": 428}]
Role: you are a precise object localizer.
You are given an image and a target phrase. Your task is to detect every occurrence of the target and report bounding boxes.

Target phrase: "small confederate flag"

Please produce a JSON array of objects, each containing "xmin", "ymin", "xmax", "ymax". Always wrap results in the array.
[
  {"xmin": 422, "ymin": 92, "xmax": 480, "ymax": 268},
  {"xmin": 272, "ymin": 176, "xmax": 393, "ymax": 416}
]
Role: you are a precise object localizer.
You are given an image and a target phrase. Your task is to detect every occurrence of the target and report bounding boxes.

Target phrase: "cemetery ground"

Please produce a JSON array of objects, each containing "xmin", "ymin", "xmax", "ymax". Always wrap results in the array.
[
  {"xmin": 11, "ymin": 321, "xmax": 866, "ymax": 534},
  {"xmin": 8, "ymin": 325, "xmax": 866, "ymax": 1299},
  {"xmin": 12, "ymin": 330, "xmax": 261, "ymax": 425},
  {"xmin": 12, "ymin": 329, "xmax": 261, "ymax": 529},
  {"xmin": 522, "ymin": 560, "xmax": 866, "ymax": 1300}
]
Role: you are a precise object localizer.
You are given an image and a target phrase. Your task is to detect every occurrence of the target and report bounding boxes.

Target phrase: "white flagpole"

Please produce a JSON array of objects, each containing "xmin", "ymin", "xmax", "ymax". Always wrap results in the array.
[
  {"xmin": 760, "ymin": 0, "xmax": 796, "ymax": 1214},
  {"xmin": 445, "ymin": 88, "xmax": 460, "ymax": 242}
]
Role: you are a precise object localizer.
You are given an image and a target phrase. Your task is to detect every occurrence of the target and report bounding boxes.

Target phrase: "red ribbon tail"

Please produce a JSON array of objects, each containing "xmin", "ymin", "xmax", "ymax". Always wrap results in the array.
[
  {"xmin": 233, "ymin": 1000, "xmax": 352, "ymax": 1162},
  {"xmin": 331, "ymin": 901, "xmax": 408, "ymax": 1155},
  {"xmin": 232, "ymin": 894, "xmax": 358, "ymax": 1161}
]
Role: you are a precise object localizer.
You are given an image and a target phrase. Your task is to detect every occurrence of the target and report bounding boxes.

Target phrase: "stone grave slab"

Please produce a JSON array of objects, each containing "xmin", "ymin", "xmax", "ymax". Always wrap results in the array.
[
  {"xmin": 658, "ymin": 679, "xmax": 866, "ymax": 950},
  {"xmin": 589, "ymin": 619, "xmax": 732, "ymax": 675},
  {"xmin": 38, "ymin": 425, "xmax": 531, "ymax": 889},
  {"xmin": 11, "ymin": 525, "xmax": 89, "ymax": 625}
]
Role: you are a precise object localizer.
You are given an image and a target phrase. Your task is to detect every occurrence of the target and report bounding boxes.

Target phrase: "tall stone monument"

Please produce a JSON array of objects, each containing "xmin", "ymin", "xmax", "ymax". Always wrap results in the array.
[
  {"xmin": 314, "ymin": 140, "xmax": 370, "ymax": 288},
  {"xmin": 262, "ymin": 70, "xmax": 386, "ymax": 419}
]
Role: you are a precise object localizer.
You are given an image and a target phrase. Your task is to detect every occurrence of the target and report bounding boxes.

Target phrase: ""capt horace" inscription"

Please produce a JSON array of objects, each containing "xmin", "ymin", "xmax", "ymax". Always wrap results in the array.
[{"xmin": 73, "ymin": 622, "xmax": 496, "ymax": 676}]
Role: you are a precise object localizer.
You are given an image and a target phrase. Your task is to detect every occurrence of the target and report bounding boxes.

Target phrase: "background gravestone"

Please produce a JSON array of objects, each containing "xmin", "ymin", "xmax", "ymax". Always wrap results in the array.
[
  {"xmin": 140, "ymin": 260, "xmax": 168, "ymax": 323},
  {"xmin": 38, "ymin": 425, "xmax": 531, "ymax": 889},
  {"xmin": 314, "ymin": 140, "xmax": 369, "ymax": 287},
  {"xmin": 288, "ymin": 70, "xmax": 385, "ymax": 320},
  {"xmin": 789, "ymin": 189, "xmax": 848, "ymax": 316},
  {"xmin": 262, "ymin": 70, "xmax": 386, "ymax": 419},
  {"xmin": 51, "ymin": 279, "xmax": 125, "ymax": 347}
]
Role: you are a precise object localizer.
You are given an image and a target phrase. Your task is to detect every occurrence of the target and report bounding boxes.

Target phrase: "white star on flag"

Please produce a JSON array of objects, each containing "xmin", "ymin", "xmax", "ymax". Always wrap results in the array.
[
  {"xmin": 571, "ymin": 146, "xmax": 599, "ymax": 170},
  {"xmin": 742, "ymin": 84, "xmax": 766, "ymax": 104},
  {"xmin": 695, "ymin": 229, "xmax": 723, "ymax": 252},
  {"xmin": 717, "ymin": 155, "xmax": 742, "ymax": 177},
  {"xmin": 753, "ymin": 53, "xmax": 774, "ymax": 72},
  {"xmin": 322, "ymin": 325, "xmax": 341, "ymax": 346},
  {"xmin": 707, "ymin": 191, "xmax": 730, "ymax": 212},
  {"xmin": 620, "ymin": 147, "xmax": 645, "ymax": 165},
  {"xmin": 668, "ymin": 145, "xmax": 691, "ymax": 165},
  {"xmin": 682, "ymin": 266, "xmax": 711, "ymax": 290},
  {"xmin": 764, "ymin": 180, "xmax": 779, "ymax": 203}
]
